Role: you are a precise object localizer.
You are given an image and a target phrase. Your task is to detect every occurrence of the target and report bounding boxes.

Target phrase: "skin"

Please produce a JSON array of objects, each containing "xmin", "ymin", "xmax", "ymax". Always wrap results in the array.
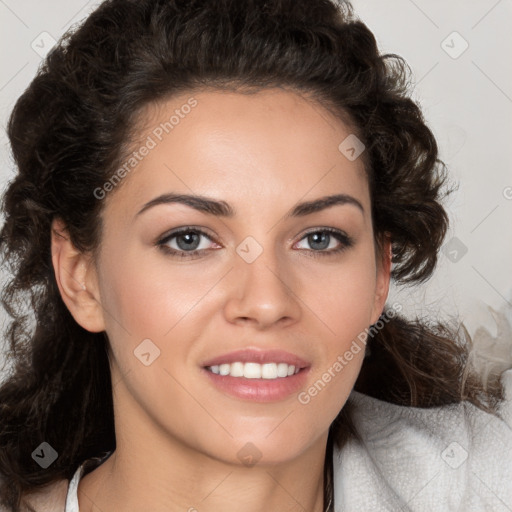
[{"xmin": 51, "ymin": 88, "xmax": 391, "ymax": 512}]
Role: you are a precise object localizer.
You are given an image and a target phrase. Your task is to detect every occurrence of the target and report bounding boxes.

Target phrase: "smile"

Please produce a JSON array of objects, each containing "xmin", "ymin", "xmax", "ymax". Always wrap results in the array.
[{"xmin": 206, "ymin": 362, "xmax": 300, "ymax": 379}]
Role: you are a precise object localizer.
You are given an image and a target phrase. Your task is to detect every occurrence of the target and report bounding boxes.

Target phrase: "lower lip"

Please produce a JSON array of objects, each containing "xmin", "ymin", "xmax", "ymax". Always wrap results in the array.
[{"xmin": 202, "ymin": 367, "xmax": 310, "ymax": 402}]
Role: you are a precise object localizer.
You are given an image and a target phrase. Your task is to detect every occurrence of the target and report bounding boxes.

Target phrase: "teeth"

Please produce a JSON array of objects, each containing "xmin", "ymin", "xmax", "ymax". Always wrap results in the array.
[
  {"xmin": 207, "ymin": 362, "xmax": 300, "ymax": 379},
  {"xmin": 230, "ymin": 361, "xmax": 244, "ymax": 377},
  {"xmin": 261, "ymin": 363, "xmax": 277, "ymax": 379},
  {"xmin": 244, "ymin": 362, "xmax": 261, "ymax": 379},
  {"xmin": 277, "ymin": 363, "xmax": 289, "ymax": 377},
  {"xmin": 219, "ymin": 363, "xmax": 230, "ymax": 376}
]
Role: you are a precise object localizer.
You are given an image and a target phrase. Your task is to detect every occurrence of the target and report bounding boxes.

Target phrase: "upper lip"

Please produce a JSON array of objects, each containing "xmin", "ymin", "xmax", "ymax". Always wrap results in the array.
[{"xmin": 201, "ymin": 348, "xmax": 310, "ymax": 369}]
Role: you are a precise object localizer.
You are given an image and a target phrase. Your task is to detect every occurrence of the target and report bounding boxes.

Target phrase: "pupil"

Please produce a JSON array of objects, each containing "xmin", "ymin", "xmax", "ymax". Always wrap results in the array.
[
  {"xmin": 310, "ymin": 232, "xmax": 329, "ymax": 250},
  {"xmin": 178, "ymin": 232, "xmax": 199, "ymax": 250}
]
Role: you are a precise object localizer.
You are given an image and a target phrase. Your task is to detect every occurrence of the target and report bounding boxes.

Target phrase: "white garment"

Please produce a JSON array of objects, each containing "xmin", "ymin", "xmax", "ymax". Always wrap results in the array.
[
  {"xmin": 64, "ymin": 468, "xmax": 81, "ymax": 512},
  {"xmin": 63, "ymin": 370, "xmax": 512, "ymax": 511}
]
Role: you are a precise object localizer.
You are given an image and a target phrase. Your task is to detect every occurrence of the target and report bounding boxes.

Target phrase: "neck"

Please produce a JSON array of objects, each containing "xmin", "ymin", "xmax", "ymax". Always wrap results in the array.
[
  {"xmin": 78, "ymin": 445, "xmax": 328, "ymax": 512},
  {"xmin": 77, "ymin": 373, "xmax": 330, "ymax": 512}
]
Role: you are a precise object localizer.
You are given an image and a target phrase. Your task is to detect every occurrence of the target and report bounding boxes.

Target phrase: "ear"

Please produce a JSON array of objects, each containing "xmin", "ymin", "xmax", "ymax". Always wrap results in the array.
[
  {"xmin": 370, "ymin": 233, "xmax": 392, "ymax": 325},
  {"xmin": 51, "ymin": 217, "xmax": 106, "ymax": 333}
]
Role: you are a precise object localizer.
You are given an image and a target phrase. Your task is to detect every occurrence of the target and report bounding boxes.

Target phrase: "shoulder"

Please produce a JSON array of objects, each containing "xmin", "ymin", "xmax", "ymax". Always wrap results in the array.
[
  {"xmin": 6, "ymin": 451, "xmax": 112, "ymax": 512},
  {"xmin": 12, "ymin": 478, "xmax": 69, "ymax": 512},
  {"xmin": 333, "ymin": 368, "xmax": 512, "ymax": 511}
]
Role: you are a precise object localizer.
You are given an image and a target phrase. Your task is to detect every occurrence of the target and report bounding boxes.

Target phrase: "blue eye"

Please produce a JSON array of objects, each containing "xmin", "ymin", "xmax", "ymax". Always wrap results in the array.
[
  {"xmin": 156, "ymin": 227, "xmax": 353, "ymax": 259},
  {"xmin": 295, "ymin": 228, "xmax": 353, "ymax": 255},
  {"xmin": 157, "ymin": 227, "xmax": 217, "ymax": 258}
]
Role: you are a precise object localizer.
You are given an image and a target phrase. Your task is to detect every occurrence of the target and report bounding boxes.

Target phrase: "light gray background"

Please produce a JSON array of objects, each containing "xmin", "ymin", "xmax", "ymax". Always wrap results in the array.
[{"xmin": 1, "ymin": 0, "xmax": 511, "ymax": 374}]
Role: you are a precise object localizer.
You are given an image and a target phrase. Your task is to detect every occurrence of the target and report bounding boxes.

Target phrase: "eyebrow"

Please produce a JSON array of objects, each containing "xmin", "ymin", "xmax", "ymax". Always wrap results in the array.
[{"xmin": 135, "ymin": 192, "xmax": 364, "ymax": 219}]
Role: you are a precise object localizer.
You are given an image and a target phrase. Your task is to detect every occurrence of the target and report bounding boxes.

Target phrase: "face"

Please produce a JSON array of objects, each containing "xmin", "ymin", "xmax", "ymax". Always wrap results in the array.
[{"xmin": 61, "ymin": 88, "xmax": 390, "ymax": 467}]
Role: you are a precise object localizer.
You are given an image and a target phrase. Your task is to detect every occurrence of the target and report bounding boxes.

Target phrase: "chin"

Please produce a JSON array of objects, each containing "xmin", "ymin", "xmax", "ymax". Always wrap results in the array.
[{"xmin": 201, "ymin": 422, "xmax": 324, "ymax": 467}]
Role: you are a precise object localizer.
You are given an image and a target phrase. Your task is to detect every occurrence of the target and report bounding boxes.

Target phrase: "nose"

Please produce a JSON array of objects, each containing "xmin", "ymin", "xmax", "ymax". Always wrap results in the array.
[{"xmin": 223, "ymin": 243, "xmax": 302, "ymax": 329}]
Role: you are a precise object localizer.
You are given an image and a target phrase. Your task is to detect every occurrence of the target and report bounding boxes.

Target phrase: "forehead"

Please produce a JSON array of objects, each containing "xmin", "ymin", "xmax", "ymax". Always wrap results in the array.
[{"xmin": 103, "ymin": 88, "xmax": 369, "ymax": 216}]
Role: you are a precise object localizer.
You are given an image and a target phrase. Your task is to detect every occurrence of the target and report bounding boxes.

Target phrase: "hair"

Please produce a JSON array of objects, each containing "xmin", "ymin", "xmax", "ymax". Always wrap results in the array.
[{"xmin": 0, "ymin": 0, "xmax": 505, "ymax": 510}]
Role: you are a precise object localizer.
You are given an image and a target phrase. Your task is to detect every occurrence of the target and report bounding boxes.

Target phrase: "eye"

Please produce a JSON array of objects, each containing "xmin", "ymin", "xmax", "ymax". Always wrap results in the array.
[
  {"xmin": 156, "ymin": 227, "xmax": 219, "ymax": 258},
  {"xmin": 156, "ymin": 226, "xmax": 353, "ymax": 260},
  {"xmin": 294, "ymin": 228, "xmax": 353, "ymax": 256}
]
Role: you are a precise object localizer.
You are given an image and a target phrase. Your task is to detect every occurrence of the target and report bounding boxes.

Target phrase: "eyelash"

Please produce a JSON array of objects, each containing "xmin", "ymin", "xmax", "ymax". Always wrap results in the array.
[{"xmin": 156, "ymin": 226, "xmax": 354, "ymax": 260}]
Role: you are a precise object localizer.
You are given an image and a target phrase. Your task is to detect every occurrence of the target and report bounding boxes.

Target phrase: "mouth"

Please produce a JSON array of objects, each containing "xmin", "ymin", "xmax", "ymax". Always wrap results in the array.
[
  {"xmin": 201, "ymin": 349, "xmax": 310, "ymax": 402},
  {"xmin": 206, "ymin": 361, "xmax": 301, "ymax": 379}
]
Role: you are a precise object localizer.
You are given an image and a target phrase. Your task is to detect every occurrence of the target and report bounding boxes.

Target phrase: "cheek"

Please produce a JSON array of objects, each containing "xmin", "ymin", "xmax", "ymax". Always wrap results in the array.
[
  {"xmin": 299, "ymin": 246, "xmax": 377, "ymax": 393},
  {"xmin": 296, "ymin": 266, "xmax": 373, "ymax": 422},
  {"xmin": 311, "ymin": 273, "xmax": 375, "ymax": 326},
  {"xmin": 302, "ymin": 250, "xmax": 378, "ymax": 336},
  {"xmin": 98, "ymin": 244, "xmax": 221, "ymax": 338}
]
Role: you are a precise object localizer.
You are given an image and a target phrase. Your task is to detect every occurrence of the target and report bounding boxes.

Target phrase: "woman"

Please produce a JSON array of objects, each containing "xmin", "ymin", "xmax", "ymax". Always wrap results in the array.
[{"xmin": 0, "ymin": 0, "xmax": 510, "ymax": 510}]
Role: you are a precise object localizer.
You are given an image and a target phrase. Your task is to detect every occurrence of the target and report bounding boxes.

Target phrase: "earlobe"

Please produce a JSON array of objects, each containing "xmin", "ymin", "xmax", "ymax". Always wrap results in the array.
[
  {"xmin": 51, "ymin": 217, "xmax": 105, "ymax": 333},
  {"xmin": 371, "ymin": 234, "xmax": 392, "ymax": 324}
]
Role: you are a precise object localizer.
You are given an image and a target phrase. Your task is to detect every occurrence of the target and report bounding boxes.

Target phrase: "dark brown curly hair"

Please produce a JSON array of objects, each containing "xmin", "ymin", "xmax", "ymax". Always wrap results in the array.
[{"xmin": 0, "ymin": 0, "xmax": 504, "ymax": 510}]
